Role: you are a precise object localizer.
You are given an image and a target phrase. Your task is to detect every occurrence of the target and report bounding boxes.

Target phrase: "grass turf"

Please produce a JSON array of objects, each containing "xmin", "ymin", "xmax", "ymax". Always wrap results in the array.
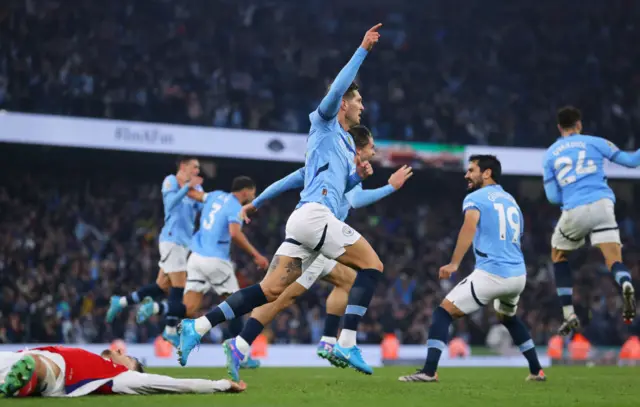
[{"xmin": 4, "ymin": 366, "xmax": 639, "ymax": 406}]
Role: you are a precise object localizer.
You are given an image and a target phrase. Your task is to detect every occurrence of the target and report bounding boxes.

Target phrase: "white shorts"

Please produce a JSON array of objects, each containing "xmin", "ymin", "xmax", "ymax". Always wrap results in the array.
[
  {"xmin": 295, "ymin": 255, "xmax": 337, "ymax": 290},
  {"xmin": 185, "ymin": 252, "xmax": 239, "ymax": 296},
  {"xmin": 551, "ymin": 198, "xmax": 620, "ymax": 250},
  {"xmin": 0, "ymin": 350, "xmax": 66, "ymax": 397},
  {"xmin": 275, "ymin": 203, "xmax": 361, "ymax": 271},
  {"xmin": 445, "ymin": 269, "xmax": 526, "ymax": 317},
  {"xmin": 158, "ymin": 242, "xmax": 190, "ymax": 273}
]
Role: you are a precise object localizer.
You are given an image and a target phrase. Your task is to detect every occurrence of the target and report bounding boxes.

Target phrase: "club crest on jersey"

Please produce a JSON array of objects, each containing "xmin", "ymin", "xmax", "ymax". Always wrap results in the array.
[
  {"xmin": 342, "ymin": 226, "xmax": 355, "ymax": 237},
  {"xmin": 163, "ymin": 179, "xmax": 172, "ymax": 191},
  {"xmin": 607, "ymin": 140, "xmax": 619, "ymax": 151}
]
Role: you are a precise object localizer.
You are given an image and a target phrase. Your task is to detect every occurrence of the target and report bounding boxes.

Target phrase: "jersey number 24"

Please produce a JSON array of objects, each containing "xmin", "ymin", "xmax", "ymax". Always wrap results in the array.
[{"xmin": 554, "ymin": 150, "xmax": 597, "ymax": 186}]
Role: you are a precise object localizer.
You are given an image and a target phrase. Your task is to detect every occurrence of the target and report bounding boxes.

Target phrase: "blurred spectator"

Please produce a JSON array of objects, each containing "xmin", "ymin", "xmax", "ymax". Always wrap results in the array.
[{"xmin": 2, "ymin": 1, "xmax": 640, "ymax": 147}]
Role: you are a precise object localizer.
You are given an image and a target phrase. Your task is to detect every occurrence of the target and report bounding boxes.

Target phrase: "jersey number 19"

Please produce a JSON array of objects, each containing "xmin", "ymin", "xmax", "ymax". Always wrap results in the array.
[{"xmin": 493, "ymin": 203, "xmax": 521, "ymax": 243}]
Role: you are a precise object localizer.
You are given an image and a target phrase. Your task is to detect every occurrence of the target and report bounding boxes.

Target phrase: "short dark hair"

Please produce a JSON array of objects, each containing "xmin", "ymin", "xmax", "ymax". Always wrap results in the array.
[
  {"xmin": 557, "ymin": 106, "xmax": 582, "ymax": 129},
  {"xmin": 326, "ymin": 81, "xmax": 359, "ymax": 100},
  {"xmin": 349, "ymin": 125, "xmax": 373, "ymax": 149},
  {"xmin": 343, "ymin": 82, "xmax": 359, "ymax": 100},
  {"xmin": 469, "ymin": 154, "xmax": 502, "ymax": 183},
  {"xmin": 132, "ymin": 357, "xmax": 145, "ymax": 373},
  {"xmin": 100, "ymin": 349, "xmax": 144, "ymax": 373},
  {"xmin": 231, "ymin": 176, "xmax": 256, "ymax": 192},
  {"xmin": 176, "ymin": 156, "xmax": 198, "ymax": 170}
]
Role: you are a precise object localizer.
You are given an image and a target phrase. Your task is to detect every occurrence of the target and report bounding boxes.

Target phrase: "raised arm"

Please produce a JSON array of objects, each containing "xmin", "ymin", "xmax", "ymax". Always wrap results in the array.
[{"xmin": 316, "ymin": 24, "xmax": 381, "ymax": 120}]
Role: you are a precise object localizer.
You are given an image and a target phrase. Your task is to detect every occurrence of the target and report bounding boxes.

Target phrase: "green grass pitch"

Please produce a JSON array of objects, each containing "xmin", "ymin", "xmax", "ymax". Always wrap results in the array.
[{"xmin": 5, "ymin": 366, "xmax": 640, "ymax": 406}]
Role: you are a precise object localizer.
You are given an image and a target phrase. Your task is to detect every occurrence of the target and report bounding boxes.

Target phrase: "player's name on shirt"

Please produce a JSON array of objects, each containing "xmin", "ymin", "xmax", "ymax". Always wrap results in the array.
[{"xmin": 550, "ymin": 140, "xmax": 590, "ymax": 157}]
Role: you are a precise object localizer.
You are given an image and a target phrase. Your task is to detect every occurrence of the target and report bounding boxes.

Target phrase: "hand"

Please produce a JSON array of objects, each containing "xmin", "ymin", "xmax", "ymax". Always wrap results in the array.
[
  {"xmin": 439, "ymin": 263, "xmax": 458, "ymax": 280},
  {"xmin": 254, "ymin": 254, "xmax": 269, "ymax": 270},
  {"xmin": 356, "ymin": 156, "xmax": 374, "ymax": 179},
  {"xmin": 361, "ymin": 23, "xmax": 382, "ymax": 51},
  {"xmin": 388, "ymin": 165, "xmax": 413, "ymax": 190},
  {"xmin": 188, "ymin": 176, "xmax": 203, "ymax": 188},
  {"xmin": 239, "ymin": 203, "xmax": 257, "ymax": 223},
  {"xmin": 227, "ymin": 380, "xmax": 247, "ymax": 393}
]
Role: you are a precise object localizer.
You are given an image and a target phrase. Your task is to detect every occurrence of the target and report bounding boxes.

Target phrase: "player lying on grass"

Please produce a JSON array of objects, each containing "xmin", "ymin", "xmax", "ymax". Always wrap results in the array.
[
  {"xmin": 219, "ymin": 125, "xmax": 412, "ymax": 381},
  {"xmin": 399, "ymin": 155, "xmax": 545, "ymax": 383},
  {"xmin": 0, "ymin": 346, "xmax": 245, "ymax": 397}
]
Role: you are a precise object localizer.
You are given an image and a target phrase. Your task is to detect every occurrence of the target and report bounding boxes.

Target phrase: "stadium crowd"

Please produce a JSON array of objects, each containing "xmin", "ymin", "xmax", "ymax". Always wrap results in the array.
[
  {"xmin": 2, "ymin": 0, "xmax": 640, "ymax": 148},
  {"xmin": 0, "ymin": 149, "xmax": 638, "ymax": 347}
]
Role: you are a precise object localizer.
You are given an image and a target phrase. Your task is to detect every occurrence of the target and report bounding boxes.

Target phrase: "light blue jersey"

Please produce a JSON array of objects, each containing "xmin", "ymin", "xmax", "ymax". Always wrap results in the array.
[
  {"xmin": 159, "ymin": 175, "xmax": 204, "ymax": 247},
  {"xmin": 190, "ymin": 191, "xmax": 243, "ymax": 261},
  {"xmin": 462, "ymin": 185, "xmax": 526, "ymax": 278},
  {"xmin": 543, "ymin": 135, "xmax": 621, "ymax": 210},
  {"xmin": 298, "ymin": 47, "xmax": 369, "ymax": 217},
  {"xmin": 253, "ymin": 167, "xmax": 395, "ymax": 222}
]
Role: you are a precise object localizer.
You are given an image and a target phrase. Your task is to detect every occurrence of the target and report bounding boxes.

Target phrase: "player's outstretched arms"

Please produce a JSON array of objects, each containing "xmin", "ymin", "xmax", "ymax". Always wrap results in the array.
[
  {"xmin": 609, "ymin": 149, "xmax": 640, "ymax": 168},
  {"xmin": 316, "ymin": 24, "xmax": 382, "ymax": 120},
  {"xmin": 112, "ymin": 372, "xmax": 247, "ymax": 394},
  {"xmin": 345, "ymin": 156, "xmax": 374, "ymax": 192},
  {"xmin": 346, "ymin": 165, "xmax": 412, "ymax": 208},
  {"xmin": 227, "ymin": 380, "xmax": 247, "ymax": 393},
  {"xmin": 592, "ymin": 137, "xmax": 640, "ymax": 168},
  {"xmin": 241, "ymin": 168, "xmax": 305, "ymax": 223}
]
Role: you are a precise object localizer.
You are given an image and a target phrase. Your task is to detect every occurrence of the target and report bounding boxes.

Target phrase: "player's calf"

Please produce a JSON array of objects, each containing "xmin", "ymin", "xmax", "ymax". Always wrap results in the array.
[
  {"xmin": 164, "ymin": 287, "xmax": 186, "ymax": 334},
  {"xmin": 107, "ymin": 282, "xmax": 167, "ymax": 323},
  {"xmin": 496, "ymin": 310, "xmax": 543, "ymax": 377},
  {"xmin": 598, "ymin": 243, "xmax": 636, "ymax": 323},
  {"xmin": 234, "ymin": 283, "xmax": 307, "ymax": 357},
  {"xmin": 335, "ymin": 238, "xmax": 383, "ymax": 350},
  {"xmin": 317, "ymin": 278, "xmax": 351, "ymax": 368},
  {"xmin": 184, "ymin": 256, "xmax": 300, "ymax": 341},
  {"xmin": 398, "ymin": 301, "xmax": 457, "ymax": 382},
  {"xmin": 552, "ymin": 248, "xmax": 580, "ymax": 334},
  {"xmin": 421, "ymin": 302, "xmax": 456, "ymax": 376}
]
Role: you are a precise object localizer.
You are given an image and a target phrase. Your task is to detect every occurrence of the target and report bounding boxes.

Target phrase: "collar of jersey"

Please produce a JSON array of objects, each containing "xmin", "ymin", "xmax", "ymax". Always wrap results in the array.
[
  {"xmin": 227, "ymin": 192, "xmax": 241, "ymax": 205},
  {"xmin": 339, "ymin": 129, "xmax": 356, "ymax": 155}
]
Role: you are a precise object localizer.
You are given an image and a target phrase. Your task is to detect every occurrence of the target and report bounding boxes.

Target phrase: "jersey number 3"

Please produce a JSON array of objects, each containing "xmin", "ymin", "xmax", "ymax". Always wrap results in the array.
[
  {"xmin": 202, "ymin": 203, "xmax": 222, "ymax": 230},
  {"xmin": 554, "ymin": 150, "xmax": 597, "ymax": 186},
  {"xmin": 493, "ymin": 203, "xmax": 520, "ymax": 243}
]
